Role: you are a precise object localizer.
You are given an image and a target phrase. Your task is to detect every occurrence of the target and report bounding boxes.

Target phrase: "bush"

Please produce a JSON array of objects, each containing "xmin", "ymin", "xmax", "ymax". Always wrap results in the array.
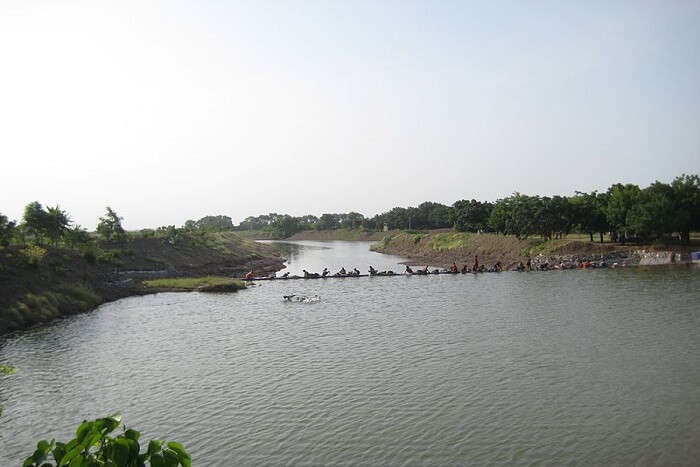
[
  {"xmin": 20, "ymin": 244, "xmax": 47, "ymax": 266},
  {"xmin": 23, "ymin": 414, "xmax": 190, "ymax": 467},
  {"xmin": 83, "ymin": 248, "xmax": 98, "ymax": 264}
]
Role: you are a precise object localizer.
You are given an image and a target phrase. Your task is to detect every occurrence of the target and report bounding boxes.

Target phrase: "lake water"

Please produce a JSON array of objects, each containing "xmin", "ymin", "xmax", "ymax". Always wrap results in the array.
[{"xmin": 1, "ymin": 241, "xmax": 699, "ymax": 465}]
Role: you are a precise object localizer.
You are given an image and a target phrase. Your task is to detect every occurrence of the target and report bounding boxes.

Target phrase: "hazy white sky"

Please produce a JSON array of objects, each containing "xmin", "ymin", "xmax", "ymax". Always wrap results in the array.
[{"xmin": 1, "ymin": 0, "xmax": 699, "ymax": 229}]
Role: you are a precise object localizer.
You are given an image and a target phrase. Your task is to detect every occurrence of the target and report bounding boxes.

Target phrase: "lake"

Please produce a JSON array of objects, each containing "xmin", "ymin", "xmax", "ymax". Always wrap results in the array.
[{"xmin": 1, "ymin": 240, "xmax": 699, "ymax": 465}]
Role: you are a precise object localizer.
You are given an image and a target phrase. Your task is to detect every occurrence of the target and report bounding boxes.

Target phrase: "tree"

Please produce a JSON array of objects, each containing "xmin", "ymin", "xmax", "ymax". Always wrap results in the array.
[
  {"xmin": 297, "ymin": 215, "xmax": 319, "ymax": 230},
  {"xmin": 64, "ymin": 225, "xmax": 92, "ymax": 248},
  {"xmin": 270, "ymin": 215, "xmax": 299, "ymax": 238},
  {"xmin": 195, "ymin": 215, "xmax": 234, "ymax": 231},
  {"xmin": 626, "ymin": 181, "xmax": 675, "ymax": 240},
  {"xmin": 488, "ymin": 193, "xmax": 538, "ymax": 238},
  {"xmin": 316, "ymin": 213, "xmax": 341, "ymax": 230},
  {"xmin": 606, "ymin": 183, "xmax": 641, "ymax": 243},
  {"xmin": 671, "ymin": 174, "xmax": 700, "ymax": 244},
  {"xmin": 22, "ymin": 201, "xmax": 51, "ymax": 244},
  {"xmin": 0, "ymin": 213, "xmax": 17, "ymax": 247},
  {"xmin": 416, "ymin": 202, "xmax": 453, "ymax": 229},
  {"xmin": 23, "ymin": 414, "xmax": 190, "ymax": 467},
  {"xmin": 97, "ymin": 207, "xmax": 126, "ymax": 242},
  {"xmin": 572, "ymin": 191, "xmax": 609, "ymax": 243},
  {"xmin": 45, "ymin": 205, "xmax": 71, "ymax": 246},
  {"xmin": 340, "ymin": 212, "xmax": 365, "ymax": 229},
  {"xmin": 453, "ymin": 200, "xmax": 492, "ymax": 232}
]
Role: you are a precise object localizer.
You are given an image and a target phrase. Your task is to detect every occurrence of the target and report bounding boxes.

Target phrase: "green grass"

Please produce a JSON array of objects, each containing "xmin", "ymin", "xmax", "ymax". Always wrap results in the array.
[
  {"xmin": 429, "ymin": 232, "xmax": 471, "ymax": 251},
  {"xmin": 0, "ymin": 282, "xmax": 103, "ymax": 333},
  {"xmin": 143, "ymin": 276, "xmax": 245, "ymax": 291}
]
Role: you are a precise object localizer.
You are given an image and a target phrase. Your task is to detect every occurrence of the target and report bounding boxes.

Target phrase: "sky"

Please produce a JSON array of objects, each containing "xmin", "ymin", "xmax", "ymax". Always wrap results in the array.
[{"xmin": 1, "ymin": 0, "xmax": 699, "ymax": 230}]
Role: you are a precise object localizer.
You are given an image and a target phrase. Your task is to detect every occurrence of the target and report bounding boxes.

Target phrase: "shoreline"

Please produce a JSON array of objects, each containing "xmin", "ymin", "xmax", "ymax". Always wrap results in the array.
[
  {"xmin": 371, "ymin": 230, "xmax": 696, "ymax": 270},
  {"xmin": 0, "ymin": 232, "xmax": 285, "ymax": 336}
]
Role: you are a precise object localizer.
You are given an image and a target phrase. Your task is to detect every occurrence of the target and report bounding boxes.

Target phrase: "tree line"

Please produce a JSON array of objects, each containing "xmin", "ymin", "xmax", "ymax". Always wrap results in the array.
[
  {"xmin": 0, "ymin": 203, "xmax": 126, "ymax": 249},
  {"xmin": 2, "ymin": 173, "xmax": 697, "ymax": 248},
  {"xmin": 234, "ymin": 174, "xmax": 699, "ymax": 243}
]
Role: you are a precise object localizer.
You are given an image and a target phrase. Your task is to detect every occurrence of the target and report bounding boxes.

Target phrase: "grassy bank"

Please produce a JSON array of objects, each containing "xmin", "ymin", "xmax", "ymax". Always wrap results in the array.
[
  {"xmin": 144, "ymin": 276, "xmax": 246, "ymax": 292},
  {"xmin": 1, "ymin": 282, "xmax": 103, "ymax": 333},
  {"xmin": 0, "ymin": 231, "xmax": 283, "ymax": 335}
]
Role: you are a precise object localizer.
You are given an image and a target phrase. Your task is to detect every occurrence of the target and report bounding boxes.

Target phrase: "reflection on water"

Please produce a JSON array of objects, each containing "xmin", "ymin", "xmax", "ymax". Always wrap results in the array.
[
  {"xmin": 260, "ymin": 240, "xmax": 410, "ymax": 276},
  {"xmin": 1, "ymin": 241, "xmax": 699, "ymax": 465}
]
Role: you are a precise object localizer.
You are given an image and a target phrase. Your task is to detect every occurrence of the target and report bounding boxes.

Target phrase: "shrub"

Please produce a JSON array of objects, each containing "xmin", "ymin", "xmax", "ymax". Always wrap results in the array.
[
  {"xmin": 21, "ymin": 244, "xmax": 47, "ymax": 265},
  {"xmin": 23, "ymin": 414, "xmax": 191, "ymax": 467}
]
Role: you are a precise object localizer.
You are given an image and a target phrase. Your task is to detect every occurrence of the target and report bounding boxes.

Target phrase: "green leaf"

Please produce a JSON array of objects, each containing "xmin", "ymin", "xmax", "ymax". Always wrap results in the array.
[
  {"xmin": 162, "ymin": 449, "xmax": 179, "ymax": 467},
  {"xmin": 74, "ymin": 421, "xmax": 92, "ymax": 443},
  {"xmin": 111, "ymin": 438, "xmax": 131, "ymax": 466},
  {"xmin": 53, "ymin": 442, "xmax": 67, "ymax": 464},
  {"xmin": 166, "ymin": 442, "xmax": 190, "ymax": 467},
  {"xmin": 147, "ymin": 440, "xmax": 162, "ymax": 456},
  {"xmin": 149, "ymin": 453, "xmax": 165, "ymax": 467},
  {"xmin": 124, "ymin": 429, "xmax": 140, "ymax": 441}
]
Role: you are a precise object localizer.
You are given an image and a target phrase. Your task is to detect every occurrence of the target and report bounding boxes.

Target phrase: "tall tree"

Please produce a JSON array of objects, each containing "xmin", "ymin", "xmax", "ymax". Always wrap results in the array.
[
  {"xmin": 44, "ymin": 205, "xmax": 71, "ymax": 246},
  {"xmin": 453, "ymin": 199, "xmax": 492, "ymax": 232},
  {"xmin": 0, "ymin": 213, "xmax": 17, "ymax": 247},
  {"xmin": 606, "ymin": 183, "xmax": 641, "ymax": 243},
  {"xmin": 626, "ymin": 182, "xmax": 675, "ymax": 240},
  {"xmin": 96, "ymin": 206, "xmax": 126, "ymax": 242},
  {"xmin": 671, "ymin": 174, "xmax": 700, "ymax": 244},
  {"xmin": 22, "ymin": 201, "xmax": 50, "ymax": 243},
  {"xmin": 571, "ymin": 191, "xmax": 608, "ymax": 242}
]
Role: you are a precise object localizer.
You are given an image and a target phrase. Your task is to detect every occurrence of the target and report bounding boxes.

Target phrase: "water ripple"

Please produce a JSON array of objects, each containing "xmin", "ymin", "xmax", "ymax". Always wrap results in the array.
[{"xmin": 1, "ymin": 256, "xmax": 700, "ymax": 465}]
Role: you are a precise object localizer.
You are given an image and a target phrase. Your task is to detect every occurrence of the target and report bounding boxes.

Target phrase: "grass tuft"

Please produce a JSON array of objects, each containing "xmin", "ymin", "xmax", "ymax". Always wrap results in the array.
[{"xmin": 143, "ymin": 276, "xmax": 246, "ymax": 291}]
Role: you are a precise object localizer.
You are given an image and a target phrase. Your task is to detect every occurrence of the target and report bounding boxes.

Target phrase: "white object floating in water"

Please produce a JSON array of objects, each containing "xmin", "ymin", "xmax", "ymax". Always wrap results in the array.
[
  {"xmin": 301, "ymin": 295, "xmax": 321, "ymax": 303},
  {"xmin": 282, "ymin": 294, "xmax": 321, "ymax": 303}
]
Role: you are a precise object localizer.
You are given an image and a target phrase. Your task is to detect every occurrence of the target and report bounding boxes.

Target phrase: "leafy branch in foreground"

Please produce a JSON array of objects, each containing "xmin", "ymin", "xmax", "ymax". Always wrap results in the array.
[{"xmin": 23, "ymin": 414, "xmax": 190, "ymax": 467}]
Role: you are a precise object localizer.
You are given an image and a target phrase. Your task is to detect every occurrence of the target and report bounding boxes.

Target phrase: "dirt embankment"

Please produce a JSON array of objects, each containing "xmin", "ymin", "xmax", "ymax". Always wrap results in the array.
[
  {"xmin": 371, "ymin": 231, "xmax": 695, "ymax": 269},
  {"xmin": 287, "ymin": 229, "xmax": 394, "ymax": 241},
  {"xmin": 0, "ymin": 232, "xmax": 284, "ymax": 335},
  {"xmin": 371, "ymin": 231, "xmax": 530, "ymax": 268}
]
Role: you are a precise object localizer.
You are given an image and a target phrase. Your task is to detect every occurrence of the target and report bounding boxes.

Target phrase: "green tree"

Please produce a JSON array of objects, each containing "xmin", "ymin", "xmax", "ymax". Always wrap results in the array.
[
  {"xmin": 64, "ymin": 225, "xmax": 92, "ymax": 248},
  {"xmin": 626, "ymin": 181, "xmax": 675, "ymax": 240},
  {"xmin": 0, "ymin": 213, "xmax": 17, "ymax": 247},
  {"xmin": 97, "ymin": 207, "xmax": 127, "ymax": 242},
  {"xmin": 270, "ymin": 214, "xmax": 299, "ymax": 238},
  {"xmin": 488, "ymin": 193, "xmax": 537, "ymax": 238},
  {"xmin": 23, "ymin": 414, "xmax": 190, "ymax": 467},
  {"xmin": 453, "ymin": 199, "xmax": 492, "ymax": 232},
  {"xmin": 416, "ymin": 202, "xmax": 453, "ymax": 229},
  {"xmin": 195, "ymin": 215, "xmax": 234, "ymax": 231},
  {"xmin": 571, "ymin": 191, "xmax": 609, "ymax": 243},
  {"xmin": 316, "ymin": 213, "xmax": 341, "ymax": 230},
  {"xmin": 45, "ymin": 205, "xmax": 71, "ymax": 246},
  {"xmin": 606, "ymin": 183, "xmax": 641, "ymax": 243},
  {"xmin": 22, "ymin": 201, "xmax": 51, "ymax": 244},
  {"xmin": 340, "ymin": 212, "xmax": 365, "ymax": 229},
  {"xmin": 671, "ymin": 174, "xmax": 700, "ymax": 244}
]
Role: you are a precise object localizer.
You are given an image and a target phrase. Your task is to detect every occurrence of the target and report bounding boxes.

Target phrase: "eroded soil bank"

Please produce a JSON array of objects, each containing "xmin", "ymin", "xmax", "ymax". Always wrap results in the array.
[{"xmin": 371, "ymin": 231, "xmax": 695, "ymax": 269}]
